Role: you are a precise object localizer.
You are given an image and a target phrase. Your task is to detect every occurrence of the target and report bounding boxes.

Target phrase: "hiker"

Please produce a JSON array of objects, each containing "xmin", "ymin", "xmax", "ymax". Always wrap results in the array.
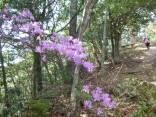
[{"xmin": 143, "ymin": 38, "xmax": 150, "ymax": 50}]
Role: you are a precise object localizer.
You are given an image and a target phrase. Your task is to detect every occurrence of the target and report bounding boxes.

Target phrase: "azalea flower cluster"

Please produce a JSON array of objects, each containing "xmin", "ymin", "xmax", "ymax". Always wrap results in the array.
[
  {"xmin": 0, "ymin": 9, "xmax": 9, "ymax": 20},
  {"xmin": 35, "ymin": 33, "xmax": 94, "ymax": 72},
  {"xmin": 0, "ymin": 9, "xmax": 10, "ymax": 37},
  {"xmin": 83, "ymin": 83, "xmax": 116, "ymax": 115},
  {"xmin": 11, "ymin": 9, "xmax": 47, "ymax": 35},
  {"xmin": 0, "ymin": 8, "xmax": 46, "ymax": 36},
  {"xmin": 0, "ymin": 9, "xmax": 94, "ymax": 72}
]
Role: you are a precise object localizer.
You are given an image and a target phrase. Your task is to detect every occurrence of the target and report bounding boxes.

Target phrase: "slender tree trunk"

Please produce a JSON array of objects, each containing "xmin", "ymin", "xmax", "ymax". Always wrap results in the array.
[
  {"xmin": 114, "ymin": 31, "xmax": 121, "ymax": 63},
  {"xmin": 66, "ymin": 0, "xmax": 78, "ymax": 81},
  {"xmin": 109, "ymin": 12, "xmax": 115, "ymax": 65},
  {"xmin": 110, "ymin": 35, "xmax": 115, "ymax": 65},
  {"xmin": 110, "ymin": 16, "xmax": 122, "ymax": 64},
  {"xmin": 32, "ymin": 51, "xmax": 42, "ymax": 98},
  {"xmin": 91, "ymin": 39, "xmax": 101, "ymax": 68},
  {"xmin": 0, "ymin": 41, "xmax": 10, "ymax": 109},
  {"xmin": 70, "ymin": 65, "xmax": 80, "ymax": 111},
  {"xmin": 100, "ymin": 10, "xmax": 108, "ymax": 75},
  {"xmin": 70, "ymin": 0, "xmax": 97, "ymax": 112},
  {"xmin": 69, "ymin": 0, "xmax": 77, "ymax": 38}
]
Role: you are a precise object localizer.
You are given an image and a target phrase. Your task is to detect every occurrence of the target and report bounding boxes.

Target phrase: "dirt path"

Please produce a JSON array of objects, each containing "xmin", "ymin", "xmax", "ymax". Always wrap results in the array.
[
  {"xmin": 120, "ymin": 46, "xmax": 156, "ymax": 85},
  {"xmin": 136, "ymin": 46, "xmax": 156, "ymax": 65}
]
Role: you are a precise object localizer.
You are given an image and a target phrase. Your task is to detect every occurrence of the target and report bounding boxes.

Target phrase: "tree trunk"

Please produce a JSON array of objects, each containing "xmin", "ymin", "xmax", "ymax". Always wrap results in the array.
[
  {"xmin": 91, "ymin": 39, "xmax": 101, "ymax": 68},
  {"xmin": 105, "ymin": 38, "xmax": 109, "ymax": 60},
  {"xmin": 32, "ymin": 51, "xmax": 42, "ymax": 98},
  {"xmin": 100, "ymin": 10, "xmax": 108, "ymax": 76},
  {"xmin": 0, "ymin": 41, "xmax": 10, "ymax": 109},
  {"xmin": 69, "ymin": 0, "xmax": 78, "ymax": 38},
  {"xmin": 114, "ymin": 31, "xmax": 121, "ymax": 63},
  {"xmin": 70, "ymin": 0, "xmax": 97, "ymax": 112},
  {"xmin": 70, "ymin": 65, "xmax": 80, "ymax": 110},
  {"xmin": 109, "ymin": 13, "xmax": 115, "ymax": 65},
  {"xmin": 66, "ymin": 0, "xmax": 78, "ymax": 81}
]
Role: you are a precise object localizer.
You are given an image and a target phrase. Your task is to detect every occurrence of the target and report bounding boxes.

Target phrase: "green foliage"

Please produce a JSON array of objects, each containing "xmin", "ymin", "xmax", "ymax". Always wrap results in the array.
[
  {"xmin": 22, "ymin": 99, "xmax": 50, "ymax": 117},
  {"xmin": 112, "ymin": 76, "xmax": 156, "ymax": 116},
  {"xmin": 133, "ymin": 101, "xmax": 156, "ymax": 117},
  {"xmin": 38, "ymin": 84, "xmax": 63, "ymax": 99},
  {"xmin": 144, "ymin": 23, "xmax": 156, "ymax": 46},
  {"xmin": 150, "ymin": 38, "xmax": 156, "ymax": 46},
  {"xmin": 27, "ymin": 99, "xmax": 50, "ymax": 112},
  {"xmin": 0, "ymin": 93, "xmax": 2, "ymax": 102},
  {"xmin": 1, "ymin": 87, "xmax": 24, "ymax": 116},
  {"xmin": 1, "ymin": 0, "xmax": 156, "ymax": 116},
  {"xmin": 0, "ymin": 0, "xmax": 3, "ymax": 7},
  {"xmin": 60, "ymin": 68, "xmax": 73, "ymax": 84},
  {"xmin": 77, "ymin": 89, "xmax": 92, "ymax": 101},
  {"xmin": 112, "ymin": 76, "xmax": 156, "ymax": 102}
]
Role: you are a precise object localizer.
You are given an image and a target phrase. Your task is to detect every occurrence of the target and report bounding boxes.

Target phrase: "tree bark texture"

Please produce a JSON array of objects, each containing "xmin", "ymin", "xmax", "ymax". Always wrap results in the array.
[
  {"xmin": 0, "ymin": 41, "xmax": 10, "ymax": 109},
  {"xmin": 32, "ymin": 51, "xmax": 42, "ymax": 98},
  {"xmin": 109, "ymin": 13, "xmax": 115, "ymax": 64},
  {"xmin": 100, "ymin": 10, "xmax": 108, "ymax": 76},
  {"xmin": 70, "ymin": 0, "xmax": 98, "ymax": 112},
  {"xmin": 114, "ymin": 30, "xmax": 121, "ymax": 63},
  {"xmin": 69, "ymin": 0, "xmax": 78, "ymax": 38},
  {"xmin": 66, "ymin": 0, "xmax": 78, "ymax": 81}
]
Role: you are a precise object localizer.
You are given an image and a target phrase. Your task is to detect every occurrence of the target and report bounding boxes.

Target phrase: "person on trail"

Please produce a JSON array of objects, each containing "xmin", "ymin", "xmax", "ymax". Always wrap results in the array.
[{"xmin": 143, "ymin": 38, "xmax": 150, "ymax": 50}]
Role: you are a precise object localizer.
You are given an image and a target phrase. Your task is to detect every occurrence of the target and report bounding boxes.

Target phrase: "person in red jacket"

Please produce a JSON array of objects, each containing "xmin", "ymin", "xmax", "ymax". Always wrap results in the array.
[{"xmin": 143, "ymin": 38, "xmax": 150, "ymax": 50}]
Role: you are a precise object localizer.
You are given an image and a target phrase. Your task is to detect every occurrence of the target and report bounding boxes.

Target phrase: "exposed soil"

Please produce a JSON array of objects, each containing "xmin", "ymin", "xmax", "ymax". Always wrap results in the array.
[{"xmin": 120, "ymin": 46, "xmax": 156, "ymax": 84}]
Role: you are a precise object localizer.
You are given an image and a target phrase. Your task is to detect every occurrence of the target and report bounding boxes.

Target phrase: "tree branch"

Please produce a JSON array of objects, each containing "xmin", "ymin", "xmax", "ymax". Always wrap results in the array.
[{"xmin": 56, "ymin": 8, "xmax": 83, "ymax": 33}]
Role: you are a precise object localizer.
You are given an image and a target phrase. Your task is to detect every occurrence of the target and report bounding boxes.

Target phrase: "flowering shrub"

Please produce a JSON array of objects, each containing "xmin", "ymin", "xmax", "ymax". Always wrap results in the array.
[
  {"xmin": 35, "ymin": 33, "xmax": 94, "ymax": 72},
  {"xmin": 0, "ymin": 8, "xmax": 94, "ymax": 72},
  {"xmin": 82, "ymin": 83, "xmax": 116, "ymax": 116}
]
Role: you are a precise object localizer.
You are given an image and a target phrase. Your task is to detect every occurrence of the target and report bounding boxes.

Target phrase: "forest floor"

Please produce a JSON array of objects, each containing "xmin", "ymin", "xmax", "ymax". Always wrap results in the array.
[
  {"xmin": 79, "ymin": 43, "xmax": 156, "ymax": 117},
  {"xmin": 48, "ymin": 43, "xmax": 156, "ymax": 117},
  {"xmin": 119, "ymin": 45, "xmax": 156, "ymax": 84}
]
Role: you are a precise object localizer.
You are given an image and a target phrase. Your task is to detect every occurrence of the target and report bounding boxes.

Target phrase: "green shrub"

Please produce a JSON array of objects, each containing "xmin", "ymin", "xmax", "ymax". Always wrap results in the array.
[
  {"xmin": 150, "ymin": 38, "xmax": 156, "ymax": 46},
  {"xmin": 21, "ymin": 99, "xmax": 50, "ymax": 117},
  {"xmin": 112, "ymin": 76, "xmax": 156, "ymax": 102},
  {"xmin": 133, "ymin": 101, "xmax": 156, "ymax": 117}
]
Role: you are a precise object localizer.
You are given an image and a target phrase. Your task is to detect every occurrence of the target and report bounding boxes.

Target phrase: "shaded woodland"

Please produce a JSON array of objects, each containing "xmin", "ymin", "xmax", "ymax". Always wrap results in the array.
[{"xmin": 0, "ymin": 0, "xmax": 156, "ymax": 116}]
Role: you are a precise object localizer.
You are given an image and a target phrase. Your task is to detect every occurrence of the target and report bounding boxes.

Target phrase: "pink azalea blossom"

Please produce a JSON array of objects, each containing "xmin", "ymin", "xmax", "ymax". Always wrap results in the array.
[
  {"xmin": 83, "ymin": 62, "xmax": 94, "ymax": 72},
  {"xmin": 42, "ymin": 55, "xmax": 46, "ymax": 62},
  {"xmin": 35, "ymin": 46, "xmax": 43, "ymax": 53},
  {"xmin": 83, "ymin": 85, "xmax": 90, "ymax": 92},
  {"xmin": 84, "ymin": 100, "xmax": 93, "ymax": 108},
  {"xmin": 91, "ymin": 90, "xmax": 101, "ymax": 102},
  {"xmin": 97, "ymin": 107, "xmax": 103, "ymax": 115}
]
